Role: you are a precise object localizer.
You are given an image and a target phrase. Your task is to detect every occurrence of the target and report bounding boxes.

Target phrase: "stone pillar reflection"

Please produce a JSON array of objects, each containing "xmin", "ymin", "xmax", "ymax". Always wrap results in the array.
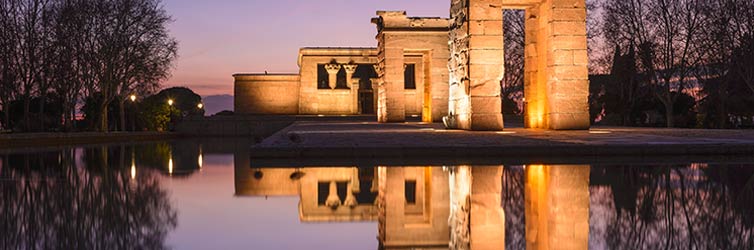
[
  {"xmin": 351, "ymin": 168, "xmax": 361, "ymax": 193},
  {"xmin": 470, "ymin": 166, "xmax": 505, "ymax": 250},
  {"xmin": 448, "ymin": 166, "xmax": 506, "ymax": 250},
  {"xmin": 324, "ymin": 64, "xmax": 341, "ymax": 89},
  {"xmin": 449, "ymin": 166, "xmax": 472, "ymax": 250},
  {"xmin": 525, "ymin": 165, "xmax": 590, "ymax": 250},
  {"xmin": 325, "ymin": 181, "xmax": 341, "ymax": 209},
  {"xmin": 344, "ymin": 184, "xmax": 358, "ymax": 208}
]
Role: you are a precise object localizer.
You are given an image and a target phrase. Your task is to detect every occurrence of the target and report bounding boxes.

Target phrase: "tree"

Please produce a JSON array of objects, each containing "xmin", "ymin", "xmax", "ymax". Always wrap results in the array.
[
  {"xmin": 85, "ymin": 0, "xmax": 177, "ymax": 132},
  {"xmin": 140, "ymin": 87, "xmax": 202, "ymax": 131},
  {"xmin": 603, "ymin": 0, "xmax": 705, "ymax": 127}
]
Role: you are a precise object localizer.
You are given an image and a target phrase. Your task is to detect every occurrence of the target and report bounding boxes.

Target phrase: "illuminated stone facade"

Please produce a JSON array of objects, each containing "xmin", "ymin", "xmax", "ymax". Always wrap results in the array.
[
  {"xmin": 447, "ymin": 0, "xmax": 590, "ymax": 130},
  {"xmin": 235, "ymin": 0, "xmax": 590, "ymax": 130},
  {"xmin": 234, "ymin": 13, "xmax": 450, "ymax": 119},
  {"xmin": 372, "ymin": 11, "xmax": 451, "ymax": 123}
]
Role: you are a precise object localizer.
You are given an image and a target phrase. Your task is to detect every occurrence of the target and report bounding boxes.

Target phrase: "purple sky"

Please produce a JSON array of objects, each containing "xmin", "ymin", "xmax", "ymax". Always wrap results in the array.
[{"xmin": 162, "ymin": 0, "xmax": 449, "ymax": 96}]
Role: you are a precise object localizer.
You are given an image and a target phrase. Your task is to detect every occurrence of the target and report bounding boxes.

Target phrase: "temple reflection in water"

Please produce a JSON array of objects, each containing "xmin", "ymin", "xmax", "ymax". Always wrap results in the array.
[
  {"xmin": 3, "ymin": 141, "xmax": 754, "ymax": 249},
  {"xmin": 235, "ymin": 164, "xmax": 590, "ymax": 250}
]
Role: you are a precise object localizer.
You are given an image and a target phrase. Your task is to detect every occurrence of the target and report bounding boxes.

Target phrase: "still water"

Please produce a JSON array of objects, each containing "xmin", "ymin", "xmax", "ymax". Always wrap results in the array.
[{"xmin": 1, "ymin": 139, "xmax": 753, "ymax": 250}]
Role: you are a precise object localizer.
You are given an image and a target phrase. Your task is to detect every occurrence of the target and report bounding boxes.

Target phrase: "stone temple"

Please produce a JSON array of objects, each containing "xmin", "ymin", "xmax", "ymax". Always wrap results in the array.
[{"xmin": 235, "ymin": 0, "xmax": 590, "ymax": 130}]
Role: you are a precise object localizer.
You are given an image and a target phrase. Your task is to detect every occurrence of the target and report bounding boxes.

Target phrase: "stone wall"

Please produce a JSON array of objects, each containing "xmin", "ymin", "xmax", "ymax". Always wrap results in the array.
[
  {"xmin": 298, "ymin": 48, "xmax": 378, "ymax": 115},
  {"xmin": 234, "ymin": 74, "xmax": 300, "ymax": 115}
]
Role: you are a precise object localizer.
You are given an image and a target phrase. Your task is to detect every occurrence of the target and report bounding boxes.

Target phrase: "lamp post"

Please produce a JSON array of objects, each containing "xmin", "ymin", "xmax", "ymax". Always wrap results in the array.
[
  {"xmin": 129, "ymin": 94, "xmax": 137, "ymax": 131},
  {"xmin": 167, "ymin": 99, "xmax": 175, "ymax": 131}
]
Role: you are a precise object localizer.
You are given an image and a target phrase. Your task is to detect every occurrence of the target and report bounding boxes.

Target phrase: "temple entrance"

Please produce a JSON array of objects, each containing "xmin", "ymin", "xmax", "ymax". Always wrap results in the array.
[
  {"xmin": 353, "ymin": 64, "xmax": 378, "ymax": 115},
  {"xmin": 359, "ymin": 91, "xmax": 375, "ymax": 114},
  {"xmin": 372, "ymin": 12, "xmax": 450, "ymax": 123}
]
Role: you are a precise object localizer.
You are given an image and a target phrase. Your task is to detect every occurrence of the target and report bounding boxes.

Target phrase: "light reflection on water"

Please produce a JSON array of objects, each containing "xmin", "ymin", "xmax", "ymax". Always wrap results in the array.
[{"xmin": 0, "ymin": 139, "xmax": 753, "ymax": 250}]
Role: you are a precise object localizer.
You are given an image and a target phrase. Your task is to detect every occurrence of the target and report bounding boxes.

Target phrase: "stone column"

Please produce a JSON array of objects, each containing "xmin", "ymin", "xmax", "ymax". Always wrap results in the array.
[
  {"xmin": 324, "ymin": 64, "xmax": 341, "ymax": 89},
  {"xmin": 372, "ymin": 14, "xmax": 408, "ymax": 123},
  {"xmin": 352, "ymin": 79, "xmax": 361, "ymax": 114},
  {"xmin": 524, "ymin": 7, "xmax": 546, "ymax": 129},
  {"xmin": 343, "ymin": 64, "xmax": 359, "ymax": 114},
  {"xmin": 448, "ymin": 0, "xmax": 504, "ymax": 131},
  {"xmin": 523, "ymin": 0, "xmax": 590, "ymax": 130},
  {"xmin": 525, "ymin": 165, "xmax": 590, "ymax": 250},
  {"xmin": 369, "ymin": 78, "xmax": 380, "ymax": 115}
]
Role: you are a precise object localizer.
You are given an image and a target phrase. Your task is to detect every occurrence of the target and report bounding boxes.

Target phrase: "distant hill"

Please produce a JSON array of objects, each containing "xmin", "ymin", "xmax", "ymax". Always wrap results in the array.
[{"xmin": 202, "ymin": 94, "xmax": 233, "ymax": 115}]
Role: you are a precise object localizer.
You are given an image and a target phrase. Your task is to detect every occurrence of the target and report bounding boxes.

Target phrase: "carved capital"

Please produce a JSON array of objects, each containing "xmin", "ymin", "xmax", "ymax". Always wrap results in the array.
[
  {"xmin": 343, "ymin": 64, "xmax": 358, "ymax": 74},
  {"xmin": 373, "ymin": 64, "xmax": 384, "ymax": 76},
  {"xmin": 325, "ymin": 64, "xmax": 341, "ymax": 74}
]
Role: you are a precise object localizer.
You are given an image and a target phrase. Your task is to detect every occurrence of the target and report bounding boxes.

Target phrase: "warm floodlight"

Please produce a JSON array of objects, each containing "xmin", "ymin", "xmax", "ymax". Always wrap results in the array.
[
  {"xmin": 167, "ymin": 99, "xmax": 174, "ymax": 106},
  {"xmin": 129, "ymin": 94, "xmax": 136, "ymax": 102}
]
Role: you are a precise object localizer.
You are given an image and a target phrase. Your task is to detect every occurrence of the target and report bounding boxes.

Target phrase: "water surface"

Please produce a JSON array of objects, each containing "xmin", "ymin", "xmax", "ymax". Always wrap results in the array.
[{"xmin": 1, "ymin": 139, "xmax": 753, "ymax": 249}]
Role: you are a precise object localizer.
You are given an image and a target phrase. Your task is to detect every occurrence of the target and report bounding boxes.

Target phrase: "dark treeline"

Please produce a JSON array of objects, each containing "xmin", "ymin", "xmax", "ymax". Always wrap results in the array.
[
  {"xmin": 0, "ymin": 0, "xmax": 178, "ymax": 132},
  {"xmin": 0, "ymin": 147, "xmax": 177, "ymax": 249},
  {"xmin": 503, "ymin": 0, "xmax": 754, "ymax": 128}
]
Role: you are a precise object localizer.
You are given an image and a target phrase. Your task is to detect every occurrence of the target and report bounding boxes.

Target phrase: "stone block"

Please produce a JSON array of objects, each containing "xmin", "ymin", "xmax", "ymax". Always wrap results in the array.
[
  {"xmin": 551, "ymin": 0, "xmax": 587, "ymax": 8},
  {"xmin": 469, "ymin": 0, "xmax": 503, "ymax": 21},
  {"xmin": 470, "ymin": 113, "xmax": 504, "ymax": 131},
  {"xmin": 470, "ymin": 96, "xmax": 502, "ymax": 114},
  {"xmin": 550, "ymin": 35, "xmax": 588, "ymax": 50},
  {"xmin": 550, "ymin": 8, "xmax": 587, "ymax": 21},
  {"xmin": 548, "ymin": 65, "xmax": 589, "ymax": 80},
  {"xmin": 550, "ymin": 21, "xmax": 587, "ymax": 36},
  {"xmin": 546, "ymin": 112, "xmax": 590, "ymax": 130},
  {"xmin": 469, "ymin": 49, "xmax": 505, "ymax": 65},
  {"xmin": 469, "ymin": 36, "xmax": 504, "ymax": 49}
]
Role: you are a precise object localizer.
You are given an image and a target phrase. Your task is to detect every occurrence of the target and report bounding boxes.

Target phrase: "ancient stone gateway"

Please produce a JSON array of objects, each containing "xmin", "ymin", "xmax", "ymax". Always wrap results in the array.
[
  {"xmin": 448, "ymin": 0, "xmax": 591, "ymax": 130},
  {"xmin": 372, "ymin": 12, "xmax": 451, "ymax": 123}
]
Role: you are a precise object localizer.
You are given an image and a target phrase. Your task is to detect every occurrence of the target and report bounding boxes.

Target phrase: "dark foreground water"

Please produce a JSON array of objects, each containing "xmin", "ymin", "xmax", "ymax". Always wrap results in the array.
[{"xmin": 1, "ymin": 139, "xmax": 753, "ymax": 250}]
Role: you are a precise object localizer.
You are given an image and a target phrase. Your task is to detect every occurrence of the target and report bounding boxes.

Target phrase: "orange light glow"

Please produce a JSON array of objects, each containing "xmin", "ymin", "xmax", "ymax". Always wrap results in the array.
[
  {"xmin": 130, "ymin": 163, "xmax": 136, "ymax": 180},
  {"xmin": 169, "ymin": 158, "xmax": 174, "ymax": 175}
]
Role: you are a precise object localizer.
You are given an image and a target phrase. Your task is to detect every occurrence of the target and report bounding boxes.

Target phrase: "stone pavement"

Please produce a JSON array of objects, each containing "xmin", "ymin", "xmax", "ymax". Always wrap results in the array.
[{"xmin": 250, "ymin": 121, "xmax": 754, "ymax": 166}]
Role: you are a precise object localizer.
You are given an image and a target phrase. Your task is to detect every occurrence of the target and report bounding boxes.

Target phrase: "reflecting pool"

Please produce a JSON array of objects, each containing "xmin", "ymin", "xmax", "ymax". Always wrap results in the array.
[{"xmin": 1, "ymin": 139, "xmax": 753, "ymax": 249}]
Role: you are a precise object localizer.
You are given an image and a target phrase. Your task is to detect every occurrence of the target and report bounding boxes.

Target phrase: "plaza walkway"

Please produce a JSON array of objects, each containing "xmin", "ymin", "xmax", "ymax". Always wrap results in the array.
[{"xmin": 251, "ymin": 121, "xmax": 754, "ymax": 165}]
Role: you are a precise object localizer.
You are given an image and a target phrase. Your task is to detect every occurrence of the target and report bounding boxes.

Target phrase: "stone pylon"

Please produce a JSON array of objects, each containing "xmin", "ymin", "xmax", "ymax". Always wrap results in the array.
[{"xmin": 448, "ymin": 0, "xmax": 591, "ymax": 130}]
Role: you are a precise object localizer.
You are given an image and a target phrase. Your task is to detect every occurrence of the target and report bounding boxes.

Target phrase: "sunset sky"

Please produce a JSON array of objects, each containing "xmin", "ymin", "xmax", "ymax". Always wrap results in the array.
[{"xmin": 162, "ymin": 0, "xmax": 449, "ymax": 97}]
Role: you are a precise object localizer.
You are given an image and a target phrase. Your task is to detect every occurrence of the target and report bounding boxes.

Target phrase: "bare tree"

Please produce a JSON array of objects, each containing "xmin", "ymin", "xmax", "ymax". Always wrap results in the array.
[
  {"xmin": 604, "ymin": 0, "xmax": 705, "ymax": 127},
  {"xmin": 86, "ymin": 0, "xmax": 177, "ymax": 132},
  {"xmin": 48, "ymin": 0, "xmax": 88, "ymax": 131},
  {"xmin": 0, "ymin": 0, "xmax": 19, "ymax": 130},
  {"xmin": 6, "ymin": 0, "xmax": 53, "ymax": 131},
  {"xmin": 503, "ymin": 10, "xmax": 524, "ymax": 114}
]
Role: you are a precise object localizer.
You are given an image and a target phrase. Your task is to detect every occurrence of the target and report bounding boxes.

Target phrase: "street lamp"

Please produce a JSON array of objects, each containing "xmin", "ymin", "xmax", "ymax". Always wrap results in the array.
[
  {"xmin": 167, "ymin": 99, "xmax": 174, "ymax": 106},
  {"xmin": 129, "ymin": 94, "xmax": 137, "ymax": 132},
  {"xmin": 197, "ymin": 103, "xmax": 204, "ymax": 109}
]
